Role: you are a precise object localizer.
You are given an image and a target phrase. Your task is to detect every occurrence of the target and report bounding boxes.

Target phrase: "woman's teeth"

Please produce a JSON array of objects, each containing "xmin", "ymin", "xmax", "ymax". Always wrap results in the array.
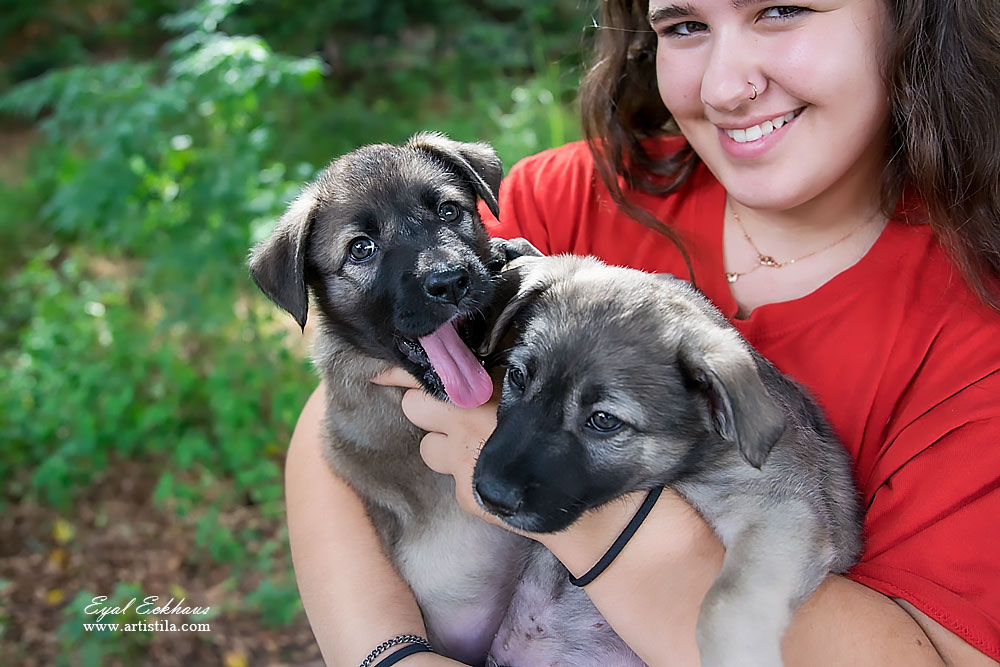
[{"xmin": 724, "ymin": 111, "xmax": 799, "ymax": 143}]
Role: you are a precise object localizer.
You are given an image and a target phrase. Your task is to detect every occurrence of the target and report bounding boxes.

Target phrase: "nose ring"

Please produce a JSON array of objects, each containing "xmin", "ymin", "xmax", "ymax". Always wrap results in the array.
[{"xmin": 748, "ymin": 81, "xmax": 758, "ymax": 101}]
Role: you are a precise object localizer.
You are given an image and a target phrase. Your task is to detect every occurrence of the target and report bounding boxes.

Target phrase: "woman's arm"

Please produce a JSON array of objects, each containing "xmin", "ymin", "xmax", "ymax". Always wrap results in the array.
[
  {"xmin": 389, "ymin": 373, "xmax": 997, "ymax": 666},
  {"xmin": 540, "ymin": 506, "xmax": 952, "ymax": 666},
  {"xmin": 285, "ymin": 382, "xmax": 466, "ymax": 666}
]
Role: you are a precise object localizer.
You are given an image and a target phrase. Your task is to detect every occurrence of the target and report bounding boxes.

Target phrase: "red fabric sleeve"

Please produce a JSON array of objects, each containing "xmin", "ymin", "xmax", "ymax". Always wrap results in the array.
[
  {"xmin": 478, "ymin": 141, "xmax": 706, "ymax": 277},
  {"xmin": 848, "ymin": 372, "xmax": 1000, "ymax": 659},
  {"xmin": 480, "ymin": 150, "xmax": 558, "ymax": 253}
]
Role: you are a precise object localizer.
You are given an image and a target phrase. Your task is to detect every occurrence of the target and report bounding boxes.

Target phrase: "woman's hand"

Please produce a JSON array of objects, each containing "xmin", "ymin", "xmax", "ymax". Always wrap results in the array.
[
  {"xmin": 371, "ymin": 367, "xmax": 509, "ymax": 528},
  {"xmin": 371, "ymin": 368, "xmax": 713, "ymax": 555}
]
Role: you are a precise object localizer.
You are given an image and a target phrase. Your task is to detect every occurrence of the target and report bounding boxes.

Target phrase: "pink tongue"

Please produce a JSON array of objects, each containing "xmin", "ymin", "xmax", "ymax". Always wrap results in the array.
[{"xmin": 418, "ymin": 320, "xmax": 494, "ymax": 408}]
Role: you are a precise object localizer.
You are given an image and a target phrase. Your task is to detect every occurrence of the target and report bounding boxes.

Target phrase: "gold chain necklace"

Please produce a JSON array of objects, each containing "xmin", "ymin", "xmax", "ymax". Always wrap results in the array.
[{"xmin": 725, "ymin": 209, "xmax": 875, "ymax": 283}]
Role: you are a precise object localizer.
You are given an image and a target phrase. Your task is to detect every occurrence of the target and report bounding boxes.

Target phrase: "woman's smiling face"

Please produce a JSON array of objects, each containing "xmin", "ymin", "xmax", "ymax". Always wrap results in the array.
[{"xmin": 650, "ymin": 0, "xmax": 891, "ymax": 212}]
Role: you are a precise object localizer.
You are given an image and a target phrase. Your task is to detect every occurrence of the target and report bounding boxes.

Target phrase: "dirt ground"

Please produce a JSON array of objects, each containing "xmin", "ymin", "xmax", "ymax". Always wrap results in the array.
[{"xmin": 0, "ymin": 459, "xmax": 324, "ymax": 667}]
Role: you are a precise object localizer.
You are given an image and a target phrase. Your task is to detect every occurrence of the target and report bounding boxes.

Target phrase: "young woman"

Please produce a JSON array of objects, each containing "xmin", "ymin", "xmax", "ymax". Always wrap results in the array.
[{"xmin": 285, "ymin": 1, "xmax": 1000, "ymax": 664}]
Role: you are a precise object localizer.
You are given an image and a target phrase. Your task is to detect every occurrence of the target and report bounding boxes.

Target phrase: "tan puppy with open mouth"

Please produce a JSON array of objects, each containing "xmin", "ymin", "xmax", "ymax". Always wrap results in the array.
[{"xmin": 249, "ymin": 133, "xmax": 533, "ymax": 664}]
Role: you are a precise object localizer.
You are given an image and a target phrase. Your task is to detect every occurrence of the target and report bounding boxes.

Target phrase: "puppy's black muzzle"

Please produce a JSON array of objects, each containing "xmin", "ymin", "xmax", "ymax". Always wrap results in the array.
[
  {"xmin": 474, "ymin": 404, "xmax": 585, "ymax": 533},
  {"xmin": 476, "ymin": 397, "xmax": 640, "ymax": 533},
  {"xmin": 475, "ymin": 476, "xmax": 525, "ymax": 518}
]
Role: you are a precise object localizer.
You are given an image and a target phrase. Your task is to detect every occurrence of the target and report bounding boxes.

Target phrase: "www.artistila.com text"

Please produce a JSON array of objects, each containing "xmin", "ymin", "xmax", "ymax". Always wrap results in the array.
[
  {"xmin": 82, "ymin": 595, "xmax": 213, "ymax": 633},
  {"xmin": 83, "ymin": 620, "xmax": 211, "ymax": 632}
]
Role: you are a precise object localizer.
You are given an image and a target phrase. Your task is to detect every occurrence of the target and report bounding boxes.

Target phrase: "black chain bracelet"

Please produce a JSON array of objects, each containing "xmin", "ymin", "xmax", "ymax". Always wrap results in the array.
[{"xmin": 359, "ymin": 634, "xmax": 434, "ymax": 667}]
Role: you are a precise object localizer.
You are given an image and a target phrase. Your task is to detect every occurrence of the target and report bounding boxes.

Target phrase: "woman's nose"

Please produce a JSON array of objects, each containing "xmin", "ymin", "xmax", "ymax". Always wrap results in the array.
[{"xmin": 700, "ymin": 31, "xmax": 762, "ymax": 112}]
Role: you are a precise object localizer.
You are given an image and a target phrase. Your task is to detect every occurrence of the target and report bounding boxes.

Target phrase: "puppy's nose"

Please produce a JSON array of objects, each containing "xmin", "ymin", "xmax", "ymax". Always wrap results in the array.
[
  {"xmin": 423, "ymin": 267, "xmax": 471, "ymax": 304},
  {"xmin": 475, "ymin": 478, "xmax": 523, "ymax": 518}
]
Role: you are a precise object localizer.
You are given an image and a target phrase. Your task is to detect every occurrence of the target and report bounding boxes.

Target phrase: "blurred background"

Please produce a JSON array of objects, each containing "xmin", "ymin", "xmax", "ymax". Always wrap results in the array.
[{"xmin": 0, "ymin": 0, "xmax": 591, "ymax": 664}]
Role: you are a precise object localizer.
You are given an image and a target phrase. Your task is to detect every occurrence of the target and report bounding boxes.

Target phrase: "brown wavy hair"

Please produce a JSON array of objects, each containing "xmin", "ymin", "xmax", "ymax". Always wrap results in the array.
[{"xmin": 579, "ymin": 0, "xmax": 1000, "ymax": 309}]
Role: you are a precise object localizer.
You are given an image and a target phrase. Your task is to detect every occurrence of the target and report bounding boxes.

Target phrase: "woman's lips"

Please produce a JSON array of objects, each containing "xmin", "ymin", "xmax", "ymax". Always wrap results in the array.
[{"xmin": 716, "ymin": 108, "xmax": 805, "ymax": 159}]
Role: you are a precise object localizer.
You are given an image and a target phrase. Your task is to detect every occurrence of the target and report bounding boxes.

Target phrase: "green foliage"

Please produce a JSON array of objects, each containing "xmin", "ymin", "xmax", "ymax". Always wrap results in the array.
[
  {"xmin": 245, "ymin": 572, "xmax": 302, "ymax": 628},
  {"xmin": 0, "ymin": 0, "xmax": 321, "ymax": 507},
  {"xmin": 221, "ymin": 0, "xmax": 588, "ymax": 168},
  {"xmin": 0, "ymin": 0, "xmax": 184, "ymax": 87},
  {"xmin": 0, "ymin": 0, "xmax": 588, "ymax": 656}
]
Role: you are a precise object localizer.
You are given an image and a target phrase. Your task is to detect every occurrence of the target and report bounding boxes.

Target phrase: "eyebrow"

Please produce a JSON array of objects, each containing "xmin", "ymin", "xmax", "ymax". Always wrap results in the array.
[
  {"xmin": 648, "ymin": 0, "xmax": 771, "ymax": 24},
  {"xmin": 647, "ymin": 3, "xmax": 696, "ymax": 24}
]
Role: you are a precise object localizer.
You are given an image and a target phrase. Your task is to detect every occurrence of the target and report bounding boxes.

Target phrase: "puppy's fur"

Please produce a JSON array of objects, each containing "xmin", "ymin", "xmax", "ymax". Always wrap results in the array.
[
  {"xmin": 248, "ymin": 134, "xmax": 530, "ymax": 663},
  {"xmin": 249, "ymin": 135, "xmax": 859, "ymax": 665},
  {"xmin": 477, "ymin": 256, "xmax": 863, "ymax": 667}
]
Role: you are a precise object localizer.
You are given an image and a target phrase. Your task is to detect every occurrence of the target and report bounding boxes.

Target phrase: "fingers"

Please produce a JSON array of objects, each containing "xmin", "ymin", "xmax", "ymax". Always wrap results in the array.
[
  {"xmin": 418, "ymin": 431, "xmax": 452, "ymax": 475},
  {"xmin": 400, "ymin": 388, "xmax": 461, "ymax": 432},
  {"xmin": 419, "ymin": 431, "xmax": 501, "ymax": 528},
  {"xmin": 371, "ymin": 366, "xmax": 422, "ymax": 389}
]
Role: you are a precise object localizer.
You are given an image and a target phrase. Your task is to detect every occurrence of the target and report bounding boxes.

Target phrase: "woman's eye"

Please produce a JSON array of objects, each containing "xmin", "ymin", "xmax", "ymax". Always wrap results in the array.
[
  {"xmin": 438, "ymin": 201, "xmax": 462, "ymax": 223},
  {"xmin": 761, "ymin": 6, "xmax": 808, "ymax": 20},
  {"xmin": 586, "ymin": 411, "xmax": 624, "ymax": 433},
  {"xmin": 660, "ymin": 21, "xmax": 708, "ymax": 37},
  {"xmin": 507, "ymin": 367, "xmax": 526, "ymax": 391},
  {"xmin": 348, "ymin": 237, "xmax": 378, "ymax": 262}
]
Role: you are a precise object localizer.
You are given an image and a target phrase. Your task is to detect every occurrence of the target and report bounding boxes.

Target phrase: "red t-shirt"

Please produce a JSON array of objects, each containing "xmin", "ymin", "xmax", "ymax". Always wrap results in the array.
[{"xmin": 483, "ymin": 140, "xmax": 1000, "ymax": 659}]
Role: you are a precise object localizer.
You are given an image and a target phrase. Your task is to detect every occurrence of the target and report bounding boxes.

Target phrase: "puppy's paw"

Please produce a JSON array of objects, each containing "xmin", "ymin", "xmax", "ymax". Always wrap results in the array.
[
  {"xmin": 696, "ymin": 593, "xmax": 785, "ymax": 667},
  {"xmin": 488, "ymin": 237, "xmax": 543, "ymax": 272}
]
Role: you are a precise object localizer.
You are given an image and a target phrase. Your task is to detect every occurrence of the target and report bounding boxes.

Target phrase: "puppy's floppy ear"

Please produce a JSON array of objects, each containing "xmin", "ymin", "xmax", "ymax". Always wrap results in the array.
[
  {"xmin": 678, "ymin": 331, "xmax": 786, "ymax": 469},
  {"xmin": 247, "ymin": 186, "xmax": 318, "ymax": 330},
  {"xmin": 487, "ymin": 237, "xmax": 545, "ymax": 272},
  {"xmin": 407, "ymin": 131, "xmax": 502, "ymax": 219},
  {"xmin": 477, "ymin": 256, "xmax": 549, "ymax": 357}
]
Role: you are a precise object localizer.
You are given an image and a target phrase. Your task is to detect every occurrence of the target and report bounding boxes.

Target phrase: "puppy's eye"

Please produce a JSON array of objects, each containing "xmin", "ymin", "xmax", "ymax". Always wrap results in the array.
[
  {"xmin": 507, "ymin": 367, "xmax": 526, "ymax": 391},
  {"xmin": 438, "ymin": 201, "xmax": 462, "ymax": 223},
  {"xmin": 348, "ymin": 237, "xmax": 378, "ymax": 262},
  {"xmin": 586, "ymin": 411, "xmax": 624, "ymax": 433}
]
